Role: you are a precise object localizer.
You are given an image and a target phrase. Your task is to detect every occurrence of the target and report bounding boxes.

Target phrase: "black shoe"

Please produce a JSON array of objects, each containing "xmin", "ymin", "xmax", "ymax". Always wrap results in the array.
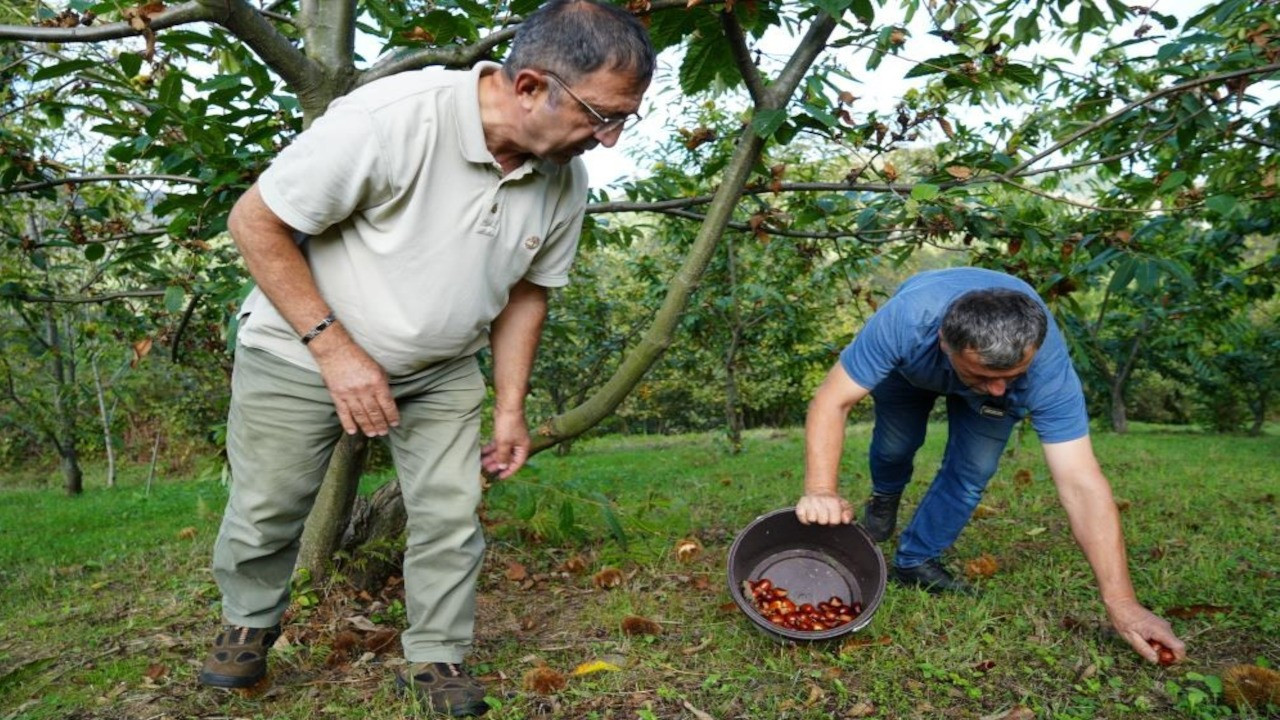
[
  {"xmin": 860, "ymin": 492, "xmax": 902, "ymax": 542},
  {"xmin": 891, "ymin": 558, "xmax": 977, "ymax": 595}
]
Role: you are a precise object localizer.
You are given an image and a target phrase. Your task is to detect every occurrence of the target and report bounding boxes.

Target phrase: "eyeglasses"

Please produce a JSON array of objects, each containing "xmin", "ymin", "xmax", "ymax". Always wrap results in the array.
[{"xmin": 541, "ymin": 70, "xmax": 642, "ymax": 134}]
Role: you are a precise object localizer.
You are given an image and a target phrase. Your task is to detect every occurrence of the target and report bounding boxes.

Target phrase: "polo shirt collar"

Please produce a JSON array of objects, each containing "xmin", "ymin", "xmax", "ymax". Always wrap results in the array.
[{"xmin": 455, "ymin": 61, "xmax": 549, "ymax": 178}]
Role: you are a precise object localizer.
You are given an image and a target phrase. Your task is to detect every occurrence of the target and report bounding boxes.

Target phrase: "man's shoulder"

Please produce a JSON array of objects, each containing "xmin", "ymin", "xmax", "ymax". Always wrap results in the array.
[{"xmin": 331, "ymin": 67, "xmax": 463, "ymax": 115}]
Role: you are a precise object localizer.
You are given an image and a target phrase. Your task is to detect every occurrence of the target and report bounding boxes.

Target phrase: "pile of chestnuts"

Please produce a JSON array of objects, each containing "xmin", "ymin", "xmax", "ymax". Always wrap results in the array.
[{"xmin": 744, "ymin": 578, "xmax": 861, "ymax": 633}]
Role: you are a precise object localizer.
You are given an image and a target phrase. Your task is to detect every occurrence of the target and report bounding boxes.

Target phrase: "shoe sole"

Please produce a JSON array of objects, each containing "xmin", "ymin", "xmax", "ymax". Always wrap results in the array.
[
  {"xmin": 394, "ymin": 673, "xmax": 490, "ymax": 717},
  {"xmin": 198, "ymin": 670, "xmax": 265, "ymax": 689},
  {"xmin": 889, "ymin": 570, "xmax": 978, "ymax": 596}
]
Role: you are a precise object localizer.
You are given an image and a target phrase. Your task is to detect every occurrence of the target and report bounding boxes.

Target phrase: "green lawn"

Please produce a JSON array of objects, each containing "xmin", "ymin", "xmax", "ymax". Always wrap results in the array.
[{"xmin": 1, "ymin": 423, "xmax": 1276, "ymax": 719}]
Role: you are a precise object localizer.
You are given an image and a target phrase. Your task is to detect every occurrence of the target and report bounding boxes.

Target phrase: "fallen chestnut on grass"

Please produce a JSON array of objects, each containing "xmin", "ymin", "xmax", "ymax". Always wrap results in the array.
[
  {"xmin": 1149, "ymin": 640, "xmax": 1177, "ymax": 666},
  {"xmin": 744, "ymin": 578, "xmax": 860, "ymax": 633}
]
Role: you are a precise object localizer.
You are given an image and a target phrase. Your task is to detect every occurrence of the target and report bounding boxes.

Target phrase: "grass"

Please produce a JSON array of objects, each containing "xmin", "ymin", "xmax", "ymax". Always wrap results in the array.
[{"xmin": 1, "ymin": 423, "xmax": 1277, "ymax": 719}]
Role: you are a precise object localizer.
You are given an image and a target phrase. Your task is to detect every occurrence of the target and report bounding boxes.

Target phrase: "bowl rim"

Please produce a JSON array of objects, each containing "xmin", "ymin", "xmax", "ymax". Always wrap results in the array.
[{"xmin": 726, "ymin": 506, "xmax": 887, "ymax": 641}]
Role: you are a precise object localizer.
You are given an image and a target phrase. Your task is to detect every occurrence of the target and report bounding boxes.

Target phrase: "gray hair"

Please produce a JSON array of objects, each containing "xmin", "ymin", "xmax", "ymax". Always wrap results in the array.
[
  {"xmin": 940, "ymin": 289, "xmax": 1048, "ymax": 369},
  {"xmin": 504, "ymin": 0, "xmax": 656, "ymax": 86}
]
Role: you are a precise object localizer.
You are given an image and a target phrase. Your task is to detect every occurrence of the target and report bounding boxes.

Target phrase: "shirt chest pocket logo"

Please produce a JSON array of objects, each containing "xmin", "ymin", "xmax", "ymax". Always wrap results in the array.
[{"xmin": 523, "ymin": 235, "xmax": 542, "ymax": 250}]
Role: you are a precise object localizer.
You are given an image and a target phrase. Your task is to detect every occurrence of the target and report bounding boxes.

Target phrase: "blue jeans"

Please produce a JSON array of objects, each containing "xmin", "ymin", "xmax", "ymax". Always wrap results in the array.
[{"xmin": 868, "ymin": 371, "xmax": 1017, "ymax": 569}]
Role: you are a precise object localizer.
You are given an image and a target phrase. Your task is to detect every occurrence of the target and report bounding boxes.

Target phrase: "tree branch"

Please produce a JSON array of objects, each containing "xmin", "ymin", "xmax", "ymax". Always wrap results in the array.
[
  {"xmin": 1004, "ymin": 62, "xmax": 1280, "ymax": 178},
  {"xmin": 12, "ymin": 289, "xmax": 167, "ymax": 304},
  {"xmin": 587, "ymin": 181, "xmax": 903, "ymax": 214},
  {"xmin": 199, "ymin": 0, "xmax": 326, "ymax": 105},
  {"xmin": 359, "ymin": 28, "xmax": 516, "ymax": 86},
  {"xmin": 1, "ymin": 174, "xmax": 206, "ymax": 196},
  {"xmin": 764, "ymin": 12, "xmax": 839, "ymax": 108},
  {"xmin": 720, "ymin": 7, "xmax": 764, "ymax": 105},
  {"xmin": 997, "ymin": 177, "xmax": 1167, "ymax": 214},
  {"xmin": 0, "ymin": 2, "xmax": 218, "ymax": 41},
  {"xmin": 659, "ymin": 208, "xmax": 911, "ymax": 243}
]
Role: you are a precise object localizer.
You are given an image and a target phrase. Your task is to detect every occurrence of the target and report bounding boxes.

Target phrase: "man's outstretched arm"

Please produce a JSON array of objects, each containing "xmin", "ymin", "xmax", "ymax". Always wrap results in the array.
[{"xmin": 1044, "ymin": 436, "xmax": 1185, "ymax": 664}]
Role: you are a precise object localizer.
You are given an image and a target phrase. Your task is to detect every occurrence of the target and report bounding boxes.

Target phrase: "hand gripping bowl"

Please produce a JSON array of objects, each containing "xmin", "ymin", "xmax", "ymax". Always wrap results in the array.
[{"xmin": 727, "ymin": 507, "xmax": 886, "ymax": 641}]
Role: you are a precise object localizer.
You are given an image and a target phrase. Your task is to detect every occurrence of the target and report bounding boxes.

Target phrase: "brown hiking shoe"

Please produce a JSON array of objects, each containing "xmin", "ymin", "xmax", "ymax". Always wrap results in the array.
[
  {"xmin": 198, "ymin": 624, "xmax": 281, "ymax": 688},
  {"xmin": 396, "ymin": 662, "xmax": 489, "ymax": 717}
]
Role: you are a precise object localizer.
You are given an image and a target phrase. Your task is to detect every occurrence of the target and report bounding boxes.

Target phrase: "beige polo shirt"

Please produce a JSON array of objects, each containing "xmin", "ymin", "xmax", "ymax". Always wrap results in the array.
[{"xmin": 237, "ymin": 62, "xmax": 588, "ymax": 377}]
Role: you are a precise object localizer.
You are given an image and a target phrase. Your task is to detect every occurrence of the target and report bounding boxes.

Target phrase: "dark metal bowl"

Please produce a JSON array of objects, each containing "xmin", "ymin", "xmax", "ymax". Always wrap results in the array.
[{"xmin": 727, "ymin": 507, "xmax": 887, "ymax": 642}]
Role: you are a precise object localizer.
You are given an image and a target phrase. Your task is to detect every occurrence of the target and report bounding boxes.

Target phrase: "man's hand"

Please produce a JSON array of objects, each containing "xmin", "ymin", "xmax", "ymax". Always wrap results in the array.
[
  {"xmin": 311, "ymin": 331, "xmax": 399, "ymax": 436},
  {"xmin": 1108, "ymin": 598, "xmax": 1186, "ymax": 664},
  {"xmin": 481, "ymin": 408, "xmax": 530, "ymax": 480},
  {"xmin": 795, "ymin": 491, "xmax": 854, "ymax": 525}
]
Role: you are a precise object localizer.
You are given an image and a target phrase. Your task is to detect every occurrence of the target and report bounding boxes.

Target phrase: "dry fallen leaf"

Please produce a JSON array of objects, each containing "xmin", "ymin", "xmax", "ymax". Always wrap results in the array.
[
  {"xmin": 681, "ymin": 636, "xmax": 714, "ymax": 655},
  {"xmin": 683, "ymin": 700, "xmax": 714, "ymax": 720},
  {"xmin": 571, "ymin": 660, "xmax": 621, "ymax": 676},
  {"xmin": 1165, "ymin": 604, "xmax": 1232, "ymax": 619},
  {"xmin": 847, "ymin": 700, "xmax": 876, "ymax": 717},
  {"xmin": 505, "ymin": 562, "xmax": 528, "ymax": 582},
  {"xmin": 559, "ymin": 554, "xmax": 589, "ymax": 575},
  {"xmin": 177, "ymin": 526, "xmax": 197, "ymax": 540},
  {"xmin": 972, "ymin": 503, "xmax": 999, "ymax": 519}
]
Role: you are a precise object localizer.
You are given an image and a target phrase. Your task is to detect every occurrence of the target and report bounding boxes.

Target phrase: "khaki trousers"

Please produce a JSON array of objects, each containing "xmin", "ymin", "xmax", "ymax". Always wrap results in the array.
[{"xmin": 212, "ymin": 345, "xmax": 486, "ymax": 663}]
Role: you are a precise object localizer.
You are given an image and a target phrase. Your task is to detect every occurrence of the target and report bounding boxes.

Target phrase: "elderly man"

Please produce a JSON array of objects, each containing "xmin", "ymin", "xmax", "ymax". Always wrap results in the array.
[
  {"xmin": 796, "ymin": 267, "xmax": 1185, "ymax": 665},
  {"xmin": 196, "ymin": 1, "xmax": 654, "ymax": 715}
]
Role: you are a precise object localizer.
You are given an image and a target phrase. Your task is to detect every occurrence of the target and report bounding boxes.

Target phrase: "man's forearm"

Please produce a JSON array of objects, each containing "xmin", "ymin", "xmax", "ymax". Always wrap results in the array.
[
  {"xmin": 229, "ymin": 184, "xmax": 337, "ymax": 343},
  {"xmin": 1062, "ymin": 481, "xmax": 1139, "ymax": 605},
  {"xmin": 490, "ymin": 281, "xmax": 547, "ymax": 412}
]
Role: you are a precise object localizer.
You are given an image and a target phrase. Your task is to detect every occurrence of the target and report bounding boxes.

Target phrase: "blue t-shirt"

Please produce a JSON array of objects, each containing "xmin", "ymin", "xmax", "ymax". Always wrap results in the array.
[{"xmin": 839, "ymin": 268, "xmax": 1089, "ymax": 444}]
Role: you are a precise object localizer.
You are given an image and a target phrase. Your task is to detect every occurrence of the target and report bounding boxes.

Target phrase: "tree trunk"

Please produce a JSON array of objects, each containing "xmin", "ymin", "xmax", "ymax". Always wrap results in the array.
[
  {"xmin": 298, "ymin": 433, "xmax": 370, "ymax": 582},
  {"xmin": 1248, "ymin": 390, "xmax": 1266, "ymax": 437},
  {"xmin": 722, "ymin": 234, "xmax": 743, "ymax": 454},
  {"xmin": 91, "ymin": 355, "xmax": 116, "ymax": 488},
  {"xmin": 45, "ymin": 306, "xmax": 83, "ymax": 495},
  {"xmin": 1109, "ymin": 379, "xmax": 1129, "ymax": 434},
  {"xmin": 339, "ymin": 476, "xmax": 408, "ymax": 592}
]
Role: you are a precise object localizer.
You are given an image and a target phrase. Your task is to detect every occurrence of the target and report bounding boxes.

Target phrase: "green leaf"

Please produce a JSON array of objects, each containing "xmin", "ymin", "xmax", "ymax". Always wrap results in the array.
[
  {"xmin": 1205, "ymin": 195, "xmax": 1236, "ymax": 215},
  {"xmin": 905, "ymin": 53, "xmax": 971, "ymax": 79},
  {"xmin": 810, "ymin": 0, "xmax": 852, "ymax": 16},
  {"xmin": 998, "ymin": 63, "xmax": 1038, "ymax": 86},
  {"xmin": 32, "ymin": 59, "xmax": 98, "ymax": 82},
  {"xmin": 1158, "ymin": 170, "xmax": 1188, "ymax": 193},
  {"xmin": 848, "ymin": 0, "xmax": 873, "ymax": 23},
  {"xmin": 83, "ymin": 243, "xmax": 106, "ymax": 262},
  {"xmin": 597, "ymin": 495, "xmax": 628, "ymax": 550},
  {"xmin": 163, "ymin": 286, "xmax": 185, "ymax": 313},
  {"xmin": 1077, "ymin": 1, "xmax": 1106, "ymax": 32},
  {"xmin": 557, "ymin": 499, "xmax": 576, "ymax": 538},
  {"xmin": 751, "ymin": 109, "xmax": 788, "ymax": 138},
  {"xmin": 911, "ymin": 183, "xmax": 941, "ymax": 201},
  {"xmin": 119, "ymin": 53, "xmax": 143, "ymax": 78}
]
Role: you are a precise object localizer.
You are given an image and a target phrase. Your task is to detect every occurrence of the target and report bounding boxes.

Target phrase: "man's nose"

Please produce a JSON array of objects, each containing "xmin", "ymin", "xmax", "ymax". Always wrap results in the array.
[
  {"xmin": 594, "ymin": 124, "xmax": 624, "ymax": 148},
  {"xmin": 987, "ymin": 379, "xmax": 1007, "ymax": 396}
]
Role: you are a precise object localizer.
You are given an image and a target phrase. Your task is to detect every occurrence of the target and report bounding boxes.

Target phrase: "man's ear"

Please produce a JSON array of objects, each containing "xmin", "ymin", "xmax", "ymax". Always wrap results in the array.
[
  {"xmin": 938, "ymin": 332, "xmax": 952, "ymax": 356},
  {"xmin": 511, "ymin": 69, "xmax": 548, "ymax": 110}
]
